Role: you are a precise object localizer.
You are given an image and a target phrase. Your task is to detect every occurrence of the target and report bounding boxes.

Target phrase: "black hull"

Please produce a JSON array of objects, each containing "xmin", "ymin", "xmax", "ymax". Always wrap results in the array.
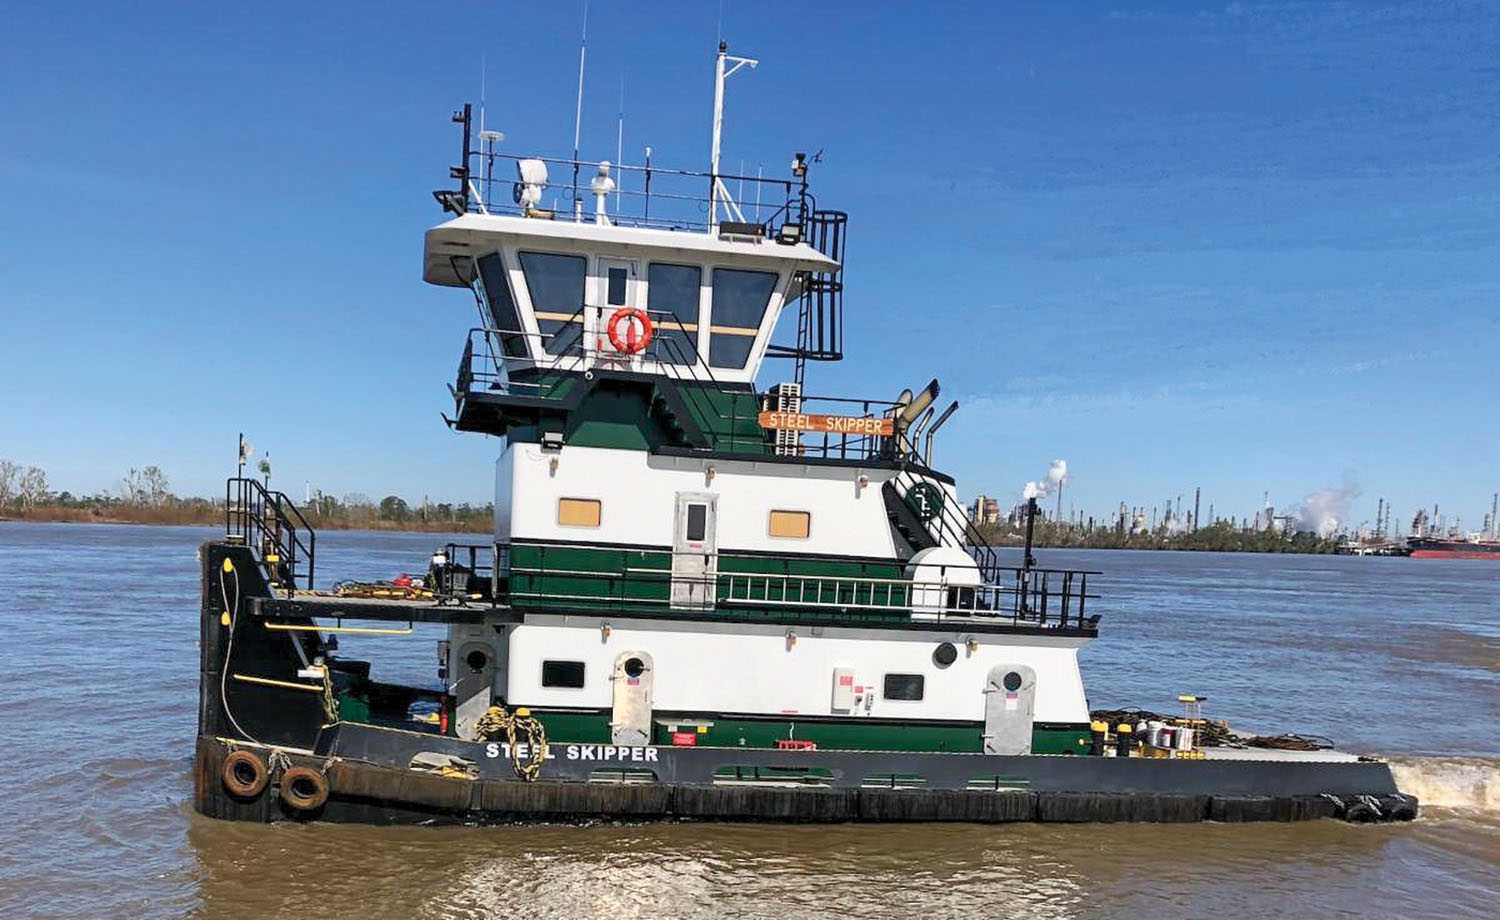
[
  {"xmin": 193, "ymin": 729, "xmax": 1415, "ymax": 826},
  {"xmin": 1408, "ymin": 538, "xmax": 1500, "ymax": 559}
]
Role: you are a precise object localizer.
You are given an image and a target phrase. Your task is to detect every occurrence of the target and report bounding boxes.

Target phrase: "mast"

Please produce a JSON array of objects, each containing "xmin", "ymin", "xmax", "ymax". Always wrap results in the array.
[{"xmin": 708, "ymin": 41, "xmax": 757, "ymax": 232}]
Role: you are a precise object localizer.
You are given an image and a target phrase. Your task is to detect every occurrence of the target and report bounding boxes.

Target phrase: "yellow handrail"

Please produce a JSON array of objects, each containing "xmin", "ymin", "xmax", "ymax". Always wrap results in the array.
[
  {"xmin": 231, "ymin": 673, "xmax": 324, "ymax": 692},
  {"xmin": 264, "ymin": 622, "xmax": 414, "ymax": 636}
]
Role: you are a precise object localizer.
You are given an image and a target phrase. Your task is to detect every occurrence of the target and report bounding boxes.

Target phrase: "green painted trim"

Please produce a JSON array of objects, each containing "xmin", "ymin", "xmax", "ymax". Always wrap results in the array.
[
  {"xmin": 507, "ymin": 543, "xmax": 925, "ymax": 625},
  {"xmin": 499, "ymin": 370, "xmax": 771, "ymax": 454},
  {"xmin": 523, "ymin": 708, "xmax": 1093, "ymax": 756}
]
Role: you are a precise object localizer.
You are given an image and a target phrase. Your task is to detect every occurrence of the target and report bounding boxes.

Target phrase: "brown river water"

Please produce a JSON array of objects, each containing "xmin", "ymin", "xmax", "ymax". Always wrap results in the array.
[{"xmin": 1, "ymin": 522, "xmax": 1496, "ymax": 918}]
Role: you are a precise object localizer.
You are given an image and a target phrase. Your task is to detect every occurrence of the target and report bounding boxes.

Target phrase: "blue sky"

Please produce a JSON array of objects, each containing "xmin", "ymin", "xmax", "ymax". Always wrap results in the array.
[{"xmin": 1, "ymin": 1, "xmax": 1496, "ymax": 531}]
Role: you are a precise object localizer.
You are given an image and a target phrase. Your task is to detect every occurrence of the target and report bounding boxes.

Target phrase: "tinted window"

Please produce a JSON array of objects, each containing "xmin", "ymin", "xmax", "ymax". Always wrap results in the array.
[
  {"xmin": 519, "ymin": 251, "xmax": 586, "ymax": 356},
  {"xmin": 686, "ymin": 503, "xmax": 707, "ymax": 542},
  {"xmin": 709, "ymin": 268, "xmax": 776, "ymax": 368},
  {"xmin": 607, "ymin": 267, "xmax": 628, "ymax": 306},
  {"xmin": 883, "ymin": 674, "xmax": 925, "ymax": 701},
  {"xmin": 647, "ymin": 263, "xmax": 701, "ymax": 365},
  {"xmin": 541, "ymin": 660, "xmax": 585, "ymax": 688},
  {"xmin": 475, "ymin": 252, "xmax": 529, "ymax": 358}
]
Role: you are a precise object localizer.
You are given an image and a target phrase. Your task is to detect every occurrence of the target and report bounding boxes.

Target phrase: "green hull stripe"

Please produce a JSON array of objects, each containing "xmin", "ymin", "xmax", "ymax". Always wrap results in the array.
[{"xmin": 525, "ymin": 710, "xmax": 1091, "ymax": 755}]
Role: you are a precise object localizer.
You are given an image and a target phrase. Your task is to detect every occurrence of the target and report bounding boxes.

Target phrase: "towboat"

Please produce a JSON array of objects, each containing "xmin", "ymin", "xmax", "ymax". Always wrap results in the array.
[{"xmin": 193, "ymin": 46, "xmax": 1415, "ymax": 826}]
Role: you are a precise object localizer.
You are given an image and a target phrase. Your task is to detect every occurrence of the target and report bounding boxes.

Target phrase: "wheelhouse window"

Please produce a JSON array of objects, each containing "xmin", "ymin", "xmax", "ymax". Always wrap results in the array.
[
  {"xmin": 883, "ymin": 674, "xmax": 925, "ymax": 701},
  {"xmin": 557, "ymin": 497, "xmax": 601, "ymax": 528},
  {"xmin": 519, "ymin": 251, "xmax": 586, "ymax": 356},
  {"xmin": 475, "ymin": 252, "xmax": 529, "ymax": 358},
  {"xmin": 647, "ymin": 263, "xmax": 701, "ymax": 365},
  {"xmin": 541, "ymin": 660, "xmax": 586, "ymax": 688},
  {"xmin": 708, "ymin": 268, "xmax": 777, "ymax": 369},
  {"xmin": 768, "ymin": 510, "xmax": 811, "ymax": 539}
]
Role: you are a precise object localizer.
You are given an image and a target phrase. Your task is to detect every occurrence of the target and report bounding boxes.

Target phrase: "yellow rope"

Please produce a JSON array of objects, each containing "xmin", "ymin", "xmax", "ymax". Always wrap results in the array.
[{"xmin": 474, "ymin": 705, "xmax": 549, "ymax": 782}]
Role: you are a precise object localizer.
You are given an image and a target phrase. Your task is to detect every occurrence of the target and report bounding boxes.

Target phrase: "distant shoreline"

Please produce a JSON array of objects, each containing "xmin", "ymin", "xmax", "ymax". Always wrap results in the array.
[
  {"xmin": 5, "ymin": 508, "xmax": 1346, "ymax": 551},
  {"xmin": 0, "ymin": 508, "xmax": 489, "ymax": 534}
]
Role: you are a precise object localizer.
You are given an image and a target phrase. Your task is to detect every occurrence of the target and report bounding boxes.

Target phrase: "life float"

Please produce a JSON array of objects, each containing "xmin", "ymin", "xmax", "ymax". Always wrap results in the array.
[
  {"xmin": 221, "ymin": 749, "xmax": 269, "ymax": 798},
  {"xmin": 278, "ymin": 764, "xmax": 330, "ymax": 812},
  {"xmin": 606, "ymin": 308, "xmax": 653, "ymax": 355}
]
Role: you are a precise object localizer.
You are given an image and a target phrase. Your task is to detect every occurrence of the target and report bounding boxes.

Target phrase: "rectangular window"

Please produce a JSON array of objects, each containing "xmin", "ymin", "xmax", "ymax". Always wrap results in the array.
[
  {"xmin": 475, "ymin": 252, "xmax": 529, "ymax": 358},
  {"xmin": 708, "ymin": 267, "xmax": 777, "ymax": 369},
  {"xmin": 768, "ymin": 510, "xmax": 811, "ymax": 539},
  {"xmin": 883, "ymin": 674, "xmax": 925, "ymax": 701},
  {"xmin": 557, "ymin": 498, "xmax": 601, "ymax": 527},
  {"xmin": 647, "ymin": 263, "xmax": 701, "ymax": 365},
  {"xmin": 686, "ymin": 503, "xmax": 707, "ymax": 542},
  {"xmin": 519, "ymin": 251, "xmax": 587, "ymax": 356},
  {"xmin": 541, "ymin": 660, "xmax": 586, "ymax": 688},
  {"xmin": 607, "ymin": 266, "xmax": 628, "ymax": 306}
]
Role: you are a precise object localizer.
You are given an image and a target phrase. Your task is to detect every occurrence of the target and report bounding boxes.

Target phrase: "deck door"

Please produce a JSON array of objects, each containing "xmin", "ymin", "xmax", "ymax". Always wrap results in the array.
[
  {"xmin": 610, "ymin": 650, "xmax": 655, "ymax": 746},
  {"xmin": 982, "ymin": 664, "xmax": 1037, "ymax": 755},
  {"xmin": 596, "ymin": 257, "xmax": 643, "ymax": 358},
  {"xmin": 671, "ymin": 492, "xmax": 718, "ymax": 609}
]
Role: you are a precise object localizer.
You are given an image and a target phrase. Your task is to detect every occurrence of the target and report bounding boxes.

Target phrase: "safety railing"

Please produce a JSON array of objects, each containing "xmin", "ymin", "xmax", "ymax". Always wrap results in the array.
[
  {"xmin": 454, "ymin": 322, "xmax": 916, "ymax": 461},
  {"xmin": 497, "ymin": 543, "xmax": 1099, "ymax": 630},
  {"xmin": 226, "ymin": 477, "xmax": 316, "ymax": 590},
  {"xmin": 465, "ymin": 151, "xmax": 809, "ymax": 236}
]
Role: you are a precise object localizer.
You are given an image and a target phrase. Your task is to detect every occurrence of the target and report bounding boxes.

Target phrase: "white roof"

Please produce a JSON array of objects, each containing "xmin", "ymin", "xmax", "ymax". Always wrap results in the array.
[{"xmin": 423, "ymin": 212, "xmax": 838, "ymax": 287}]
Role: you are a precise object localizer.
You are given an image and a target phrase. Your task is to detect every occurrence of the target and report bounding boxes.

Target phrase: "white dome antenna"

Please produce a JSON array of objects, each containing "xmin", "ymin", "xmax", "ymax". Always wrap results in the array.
[
  {"xmin": 590, "ymin": 160, "xmax": 615, "ymax": 225},
  {"xmin": 513, "ymin": 158, "xmax": 548, "ymax": 213}
]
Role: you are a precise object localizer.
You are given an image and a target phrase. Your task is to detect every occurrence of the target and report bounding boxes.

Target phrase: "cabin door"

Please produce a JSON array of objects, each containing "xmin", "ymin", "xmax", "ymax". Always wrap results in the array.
[
  {"xmin": 596, "ymin": 258, "xmax": 643, "ymax": 360},
  {"xmin": 610, "ymin": 650, "xmax": 654, "ymax": 746},
  {"xmin": 671, "ymin": 492, "xmax": 718, "ymax": 609},
  {"xmin": 982, "ymin": 664, "xmax": 1037, "ymax": 755}
]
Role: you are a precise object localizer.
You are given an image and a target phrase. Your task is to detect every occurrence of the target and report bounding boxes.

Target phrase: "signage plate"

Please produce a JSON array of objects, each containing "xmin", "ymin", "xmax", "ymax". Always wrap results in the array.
[{"xmin": 757, "ymin": 411, "xmax": 893, "ymax": 436}]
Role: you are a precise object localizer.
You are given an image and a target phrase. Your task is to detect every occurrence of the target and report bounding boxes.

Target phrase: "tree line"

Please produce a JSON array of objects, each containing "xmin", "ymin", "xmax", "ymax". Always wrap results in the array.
[
  {"xmin": 976, "ymin": 518, "xmax": 1343, "ymax": 554},
  {"xmin": 0, "ymin": 459, "xmax": 492, "ymax": 532}
]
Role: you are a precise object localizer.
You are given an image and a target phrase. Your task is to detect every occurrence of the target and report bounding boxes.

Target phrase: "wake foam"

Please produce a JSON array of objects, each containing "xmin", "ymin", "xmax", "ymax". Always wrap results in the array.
[{"xmin": 1389, "ymin": 756, "xmax": 1500, "ymax": 812}]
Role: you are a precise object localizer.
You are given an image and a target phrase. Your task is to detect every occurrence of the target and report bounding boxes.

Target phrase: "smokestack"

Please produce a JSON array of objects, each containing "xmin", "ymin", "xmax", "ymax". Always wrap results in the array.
[
  {"xmin": 1492, "ymin": 492, "xmax": 1498, "ymax": 540},
  {"xmin": 1193, "ymin": 487, "xmax": 1201, "ymax": 532}
]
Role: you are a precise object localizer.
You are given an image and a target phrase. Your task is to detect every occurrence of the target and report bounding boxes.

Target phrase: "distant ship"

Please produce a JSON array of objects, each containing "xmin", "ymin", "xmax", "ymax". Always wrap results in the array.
[{"xmin": 1407, "ymin": 537, "xmax": 1500, "ymax": 560}]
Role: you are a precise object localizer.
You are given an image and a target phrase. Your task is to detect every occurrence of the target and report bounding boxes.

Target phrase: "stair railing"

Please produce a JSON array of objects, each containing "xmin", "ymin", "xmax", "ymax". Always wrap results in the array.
[{"xmin": 225, "ymin": 477, "xmax": 316, "ymax": 591}]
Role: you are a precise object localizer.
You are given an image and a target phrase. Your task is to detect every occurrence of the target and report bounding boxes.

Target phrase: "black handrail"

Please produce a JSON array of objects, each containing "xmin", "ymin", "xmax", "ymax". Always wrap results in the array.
[{"xmin": 225, "ymin": 477, "xmax": 316, "ymax": 590}]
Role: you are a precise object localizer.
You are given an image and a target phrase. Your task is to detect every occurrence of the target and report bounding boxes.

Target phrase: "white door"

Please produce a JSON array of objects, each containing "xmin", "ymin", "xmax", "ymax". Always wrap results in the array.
[
  {"xmin": 596, "ymin": 258, "xmax": 644, "ymax": 359},
  {"xmin": 671, "ymin": 492, "xmax": 718, "ymax": 609},
  {"xmin": 610, "ymin": 650, "xmax": 654, "ymax": 746}
]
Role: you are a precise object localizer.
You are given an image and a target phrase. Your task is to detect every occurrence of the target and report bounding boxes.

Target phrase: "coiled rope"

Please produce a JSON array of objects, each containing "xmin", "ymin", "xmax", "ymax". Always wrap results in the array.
[
  {"xmin": 474, "ymin": 705, "xmax": 549, "ymax": 782},
  {"xmin": 333, "ymin": 579, "xmax": 435, "ymax": 601}
]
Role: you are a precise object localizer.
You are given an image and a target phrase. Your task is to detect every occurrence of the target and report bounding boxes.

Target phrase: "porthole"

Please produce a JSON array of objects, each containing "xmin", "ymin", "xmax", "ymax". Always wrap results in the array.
[
  {"xmin": 933, "ymin": 642, "xmax": 958, "ymax": 668},
  {"xmin": 624, "ymin": 657, "xmax": 646, "ymax": 678},
  {"xmin": 465, "ymin": 649, "xmax": 489, "ymax": 672},
  {"xmin": 1003, "ymin": 671, "xmax": 1023, "ymax": 692}
]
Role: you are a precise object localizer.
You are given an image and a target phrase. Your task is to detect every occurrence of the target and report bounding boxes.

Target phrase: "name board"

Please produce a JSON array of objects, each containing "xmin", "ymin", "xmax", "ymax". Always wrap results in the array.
[
  {"xmin": 485, "ymin": 742, "xmax": 661, "ymax": 762},
  {"xmin": 758, "ymin": 411, "xmax": 893, "ymax": 436}
]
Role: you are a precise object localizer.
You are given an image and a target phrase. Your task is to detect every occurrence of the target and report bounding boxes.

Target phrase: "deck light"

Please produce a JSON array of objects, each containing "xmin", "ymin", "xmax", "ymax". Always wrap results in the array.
[
  {"xmin": 965, "ymin": 637, "xmax": 979, "ymax": 654},
  {"xmin": 776, "ymin": 222, "xmax": 802, "ymax": 244},
  {"xmin": 791, "ymin": 152, "xmax": 807, "ymax": 177},
  {"xmin": 785, "ymin": 629, "xmax": 798, "ymax": 649},
  {"xmin": 601, "ymin": 622, "xmax": 612, "ymax": 642}
]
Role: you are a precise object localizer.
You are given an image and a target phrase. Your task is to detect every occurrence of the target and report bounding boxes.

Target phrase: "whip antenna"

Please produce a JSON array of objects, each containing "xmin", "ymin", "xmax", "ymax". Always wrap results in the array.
[{"xmin": 572, "ymin": 1, "xmax": 589, "ymax": 220}]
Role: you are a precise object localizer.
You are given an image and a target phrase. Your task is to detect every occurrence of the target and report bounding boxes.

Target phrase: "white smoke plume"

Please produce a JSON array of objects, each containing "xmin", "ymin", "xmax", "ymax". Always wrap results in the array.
[
  {"xmin": 1023, "ymin": 459, "xmax": 1069, "ymax": 500},
  {"xmin": 1290, "ymin": 478, "xmax": 1361, "ymax": 537}
]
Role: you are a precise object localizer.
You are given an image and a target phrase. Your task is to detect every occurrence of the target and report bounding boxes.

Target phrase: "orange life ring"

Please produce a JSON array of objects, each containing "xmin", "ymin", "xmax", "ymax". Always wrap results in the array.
[{"xmin": 606, "ymin": 308, "xmax": 653, "ymax": 355}]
